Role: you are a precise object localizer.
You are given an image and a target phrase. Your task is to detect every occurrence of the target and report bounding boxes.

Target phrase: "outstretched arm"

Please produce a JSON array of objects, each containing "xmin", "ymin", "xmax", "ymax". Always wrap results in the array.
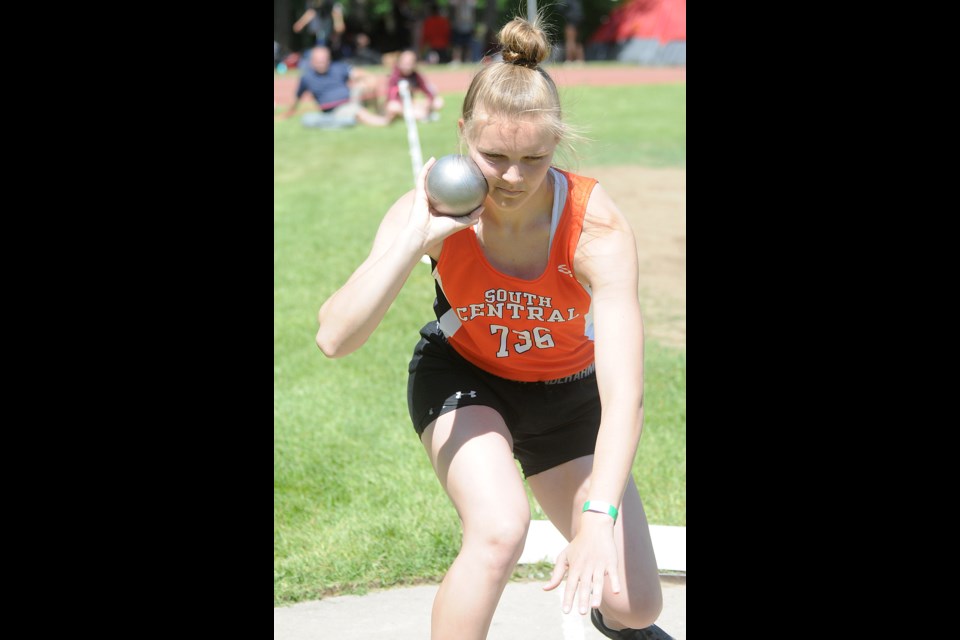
[
  {"xmin": 543, "ymin": 184, "xmax": 644, "ymax": 614},
  {"xmin": 280, "ymin": 93, "xmax": 302, "ymax": 118},
  {"xmin": 293, "ymin": 9, "xmax": 317, "ymax": 33},
  {"xmin": 316, "ymin": 158, "xmax": 484, "ymax": 357}
]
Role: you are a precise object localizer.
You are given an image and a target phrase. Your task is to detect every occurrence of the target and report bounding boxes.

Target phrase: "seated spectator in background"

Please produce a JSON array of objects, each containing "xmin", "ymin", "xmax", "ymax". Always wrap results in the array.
[
  {"xmin": 347, "ymin": 32, "xmax": 383, "ymax": 66},
  {"xmin": 279, "ymin": 46, "xmax": 389, "ymax": 128},
  {"xmin": 420, "ymin": 3, "xmax": 451, "ymax": 64},
  {"xmin": 384, "ymin": 50, "xmax": 444, "ymax": 124}
]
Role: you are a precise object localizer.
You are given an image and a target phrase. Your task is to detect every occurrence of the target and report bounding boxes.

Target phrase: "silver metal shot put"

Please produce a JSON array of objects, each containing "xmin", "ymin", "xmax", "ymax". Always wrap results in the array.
[{"xmin": 426, "ymin": 154, "xmax": 488, "ymax": 216}]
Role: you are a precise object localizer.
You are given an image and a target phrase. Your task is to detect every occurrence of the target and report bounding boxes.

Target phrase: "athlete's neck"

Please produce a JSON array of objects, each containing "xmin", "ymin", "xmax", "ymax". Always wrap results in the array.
[{"xmin": 480, "ymin": 169, "xmax": 555, "ymax": 234}]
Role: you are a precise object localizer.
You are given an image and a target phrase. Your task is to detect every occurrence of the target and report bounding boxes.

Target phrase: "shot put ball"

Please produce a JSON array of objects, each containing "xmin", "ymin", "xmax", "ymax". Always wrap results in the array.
[{"xmin": 426, "ymin": 154, "xmax": 488, "ymax": 216}]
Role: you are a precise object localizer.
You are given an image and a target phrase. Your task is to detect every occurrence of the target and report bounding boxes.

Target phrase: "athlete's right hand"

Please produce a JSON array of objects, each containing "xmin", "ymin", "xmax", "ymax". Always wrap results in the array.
[{"xmin": 406, "ymin": 157, "xmax": 485, "ymax": 249}]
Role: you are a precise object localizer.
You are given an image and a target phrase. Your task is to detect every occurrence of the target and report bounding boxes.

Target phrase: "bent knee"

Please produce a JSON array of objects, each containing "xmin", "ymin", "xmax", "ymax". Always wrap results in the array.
[
  {"xmin": 604, "ymin": 583, "xmax": 663, "ymax": 630},
  {"xmin": 480, "ymin": 517, "xmax": 530, "ymax": 554},
  {"xmin": 464, "ymin": 516, "xmax": 530, "ymax": 569}
]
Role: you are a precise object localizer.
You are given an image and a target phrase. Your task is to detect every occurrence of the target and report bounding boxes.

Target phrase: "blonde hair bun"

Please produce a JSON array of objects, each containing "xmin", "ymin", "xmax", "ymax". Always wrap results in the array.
[{"xmin": 498, "ymin": 16, "xmax": 551, "ymax": 69}]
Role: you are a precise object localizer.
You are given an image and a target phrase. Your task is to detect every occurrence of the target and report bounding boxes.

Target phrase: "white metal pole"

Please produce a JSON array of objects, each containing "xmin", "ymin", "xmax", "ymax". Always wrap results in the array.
[{"xmin": 398, "ymin": 80, "xmax": 423, "ymax": 185}]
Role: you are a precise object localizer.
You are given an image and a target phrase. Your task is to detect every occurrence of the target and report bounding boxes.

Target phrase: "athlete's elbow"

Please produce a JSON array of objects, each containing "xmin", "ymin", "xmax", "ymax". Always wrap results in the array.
[
  {"xmin": 316, "ymin": 326, "xmax": 349, "ymax": 358},
  {"xmin": 316, "ymin": 305, "xmax": 343, "ymax": 357}
]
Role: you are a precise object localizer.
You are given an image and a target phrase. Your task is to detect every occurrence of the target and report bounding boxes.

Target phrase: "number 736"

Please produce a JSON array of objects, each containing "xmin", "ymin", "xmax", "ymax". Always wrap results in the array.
[{"xmin": 489, "ymin": 324, "xmax": 555, "ymax": 358}]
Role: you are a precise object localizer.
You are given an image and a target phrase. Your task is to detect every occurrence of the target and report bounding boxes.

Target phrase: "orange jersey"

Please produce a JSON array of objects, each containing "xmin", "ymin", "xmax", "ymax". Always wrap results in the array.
[{"xmin": 432, "ymin": 169, "xmax": 597, "ymax": 382}]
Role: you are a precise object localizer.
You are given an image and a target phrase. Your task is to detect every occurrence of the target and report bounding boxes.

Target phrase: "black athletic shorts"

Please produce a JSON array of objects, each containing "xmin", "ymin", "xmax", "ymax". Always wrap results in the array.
[{"xmin": 407, "ymin": 321, "xmax": 601, "ymax": 477}]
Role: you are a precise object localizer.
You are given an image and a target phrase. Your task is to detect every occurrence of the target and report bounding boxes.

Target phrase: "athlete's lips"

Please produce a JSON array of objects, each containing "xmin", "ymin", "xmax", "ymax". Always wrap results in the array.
[{"xmin": 497, "ymin": 187, "xmax": 524, "ymax": 196}]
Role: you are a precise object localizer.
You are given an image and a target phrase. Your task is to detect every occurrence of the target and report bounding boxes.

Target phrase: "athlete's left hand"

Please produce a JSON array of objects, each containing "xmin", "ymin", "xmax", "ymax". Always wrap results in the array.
[{"xmin": 542, "ymin": 512, "xmax": 622, "ymax": 614}]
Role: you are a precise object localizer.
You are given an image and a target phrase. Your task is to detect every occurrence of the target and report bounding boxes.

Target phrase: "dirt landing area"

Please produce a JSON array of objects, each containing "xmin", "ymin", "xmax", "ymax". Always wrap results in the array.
[{"xmin": 586, "ymin": 166, "xmax": 686, "ymax": 348}]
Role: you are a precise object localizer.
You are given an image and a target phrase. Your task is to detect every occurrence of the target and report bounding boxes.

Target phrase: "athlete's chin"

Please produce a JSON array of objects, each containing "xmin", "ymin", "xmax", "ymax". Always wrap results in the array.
[{"xmin": 494, "ymin": 194, "xmax": 530, "ymax": 209}]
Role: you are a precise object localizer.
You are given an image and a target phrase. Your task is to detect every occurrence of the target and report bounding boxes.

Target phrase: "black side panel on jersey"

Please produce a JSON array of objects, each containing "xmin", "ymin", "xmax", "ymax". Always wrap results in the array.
[{"xmin": 431, "ymin": 257, "xmax": 452, "ymax": 322}]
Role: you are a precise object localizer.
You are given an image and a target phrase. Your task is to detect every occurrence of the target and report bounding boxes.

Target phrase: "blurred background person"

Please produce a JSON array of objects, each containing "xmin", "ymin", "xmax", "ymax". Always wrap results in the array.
[
  {"xmin": 293, "ymin": 1, "xmax": 346, "ymax": 51},
  {"xmin": 279, "ymin": 46, "xmax": 389, "ymax": 128},
  {"xmin": 557, "ymin": 0, "xmax": 585, "ymax": 63},
  {"xmin": 346, "ymin": 32, "xmax": 383, "ymax": 66},
  {"xmin": 420, "ymin": 3, "xmax": 452, "ymax": 64},
  {"xmin": 390, "ymin": 0, "xmax": 417, "ymax": 52},
  {"xmin": 384, "ymin": 50, "xmax": 444, "ymax": 124},
  {"xmin": 448, "ymin": 0, "xmax": 477, "ymax": 64}
]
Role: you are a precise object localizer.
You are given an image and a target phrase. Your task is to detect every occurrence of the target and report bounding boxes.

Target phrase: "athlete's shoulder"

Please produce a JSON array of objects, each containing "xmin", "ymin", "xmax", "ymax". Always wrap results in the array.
[
  {"xmin": 553, "ymin": 168, "xmax": 597, "ymax": 187},
  {"xmin": 582, "ymin": 182, "xmax": 630, "ymax": 234},
  {"xmin": 574, "ymin": 181, "xmax": 635, "ymax": 282}
]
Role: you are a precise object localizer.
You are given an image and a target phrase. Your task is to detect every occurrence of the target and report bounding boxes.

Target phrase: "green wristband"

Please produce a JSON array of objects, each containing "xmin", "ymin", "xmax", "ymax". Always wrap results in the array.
[{"xmin": 582, "ymin": 500, "xmax": 618, "ymax": 523}]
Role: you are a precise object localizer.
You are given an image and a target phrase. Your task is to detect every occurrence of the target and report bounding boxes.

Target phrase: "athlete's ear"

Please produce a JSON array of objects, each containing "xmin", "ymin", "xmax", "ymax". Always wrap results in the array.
[{"xmin": 458, "ymin": 118, "xmax": 465, "ymax": 136}]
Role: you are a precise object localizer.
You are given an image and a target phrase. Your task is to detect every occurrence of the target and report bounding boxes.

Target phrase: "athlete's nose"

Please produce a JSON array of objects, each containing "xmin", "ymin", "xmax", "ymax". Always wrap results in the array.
[{"xmin": 502, "ymin": 164, "xmax": 521, "ymax": 185}]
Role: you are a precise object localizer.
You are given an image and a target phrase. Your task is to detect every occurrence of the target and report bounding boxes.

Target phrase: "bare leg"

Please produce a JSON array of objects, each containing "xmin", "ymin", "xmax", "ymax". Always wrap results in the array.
[
  {"xmin": 421, "ymin": 406, "xmax": 531, "ymax": 640},
  {"xmin": 355, "ymin": 106, "xmax": 391, "ymax": 127},
  {"xmin": 413, "ymin": 102, "xmax": 431, "ymax": 121},
  {"xmin": 428, "ymin": 96, "xmax": 445, "ymax": 120},
  {"xmin": 385, "ymin": 100, "xmax": 404, "ymax": 123},
  {"xmin": 527, "ymin": 455, "xmax": 663, "ymax": 630}
]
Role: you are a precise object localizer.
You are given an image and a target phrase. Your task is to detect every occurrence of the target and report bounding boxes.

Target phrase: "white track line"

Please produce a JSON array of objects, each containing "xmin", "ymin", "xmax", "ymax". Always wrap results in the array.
[{"xmin": 520, "ymin": 520, "xmax": 686, "ymax": 572}]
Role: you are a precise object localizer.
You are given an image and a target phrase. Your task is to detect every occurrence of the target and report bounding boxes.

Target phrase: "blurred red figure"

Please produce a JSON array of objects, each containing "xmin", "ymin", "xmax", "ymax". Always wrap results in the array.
[{"xmin": 420, "ymin": 3, "xmax": 452, "ymax": 63}]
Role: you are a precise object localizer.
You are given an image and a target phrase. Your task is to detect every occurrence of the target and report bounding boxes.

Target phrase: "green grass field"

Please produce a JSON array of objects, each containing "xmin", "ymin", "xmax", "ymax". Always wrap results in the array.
[{"xmin": 274, "ymin": 82, "xmax": 685, "ymax": 606}]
